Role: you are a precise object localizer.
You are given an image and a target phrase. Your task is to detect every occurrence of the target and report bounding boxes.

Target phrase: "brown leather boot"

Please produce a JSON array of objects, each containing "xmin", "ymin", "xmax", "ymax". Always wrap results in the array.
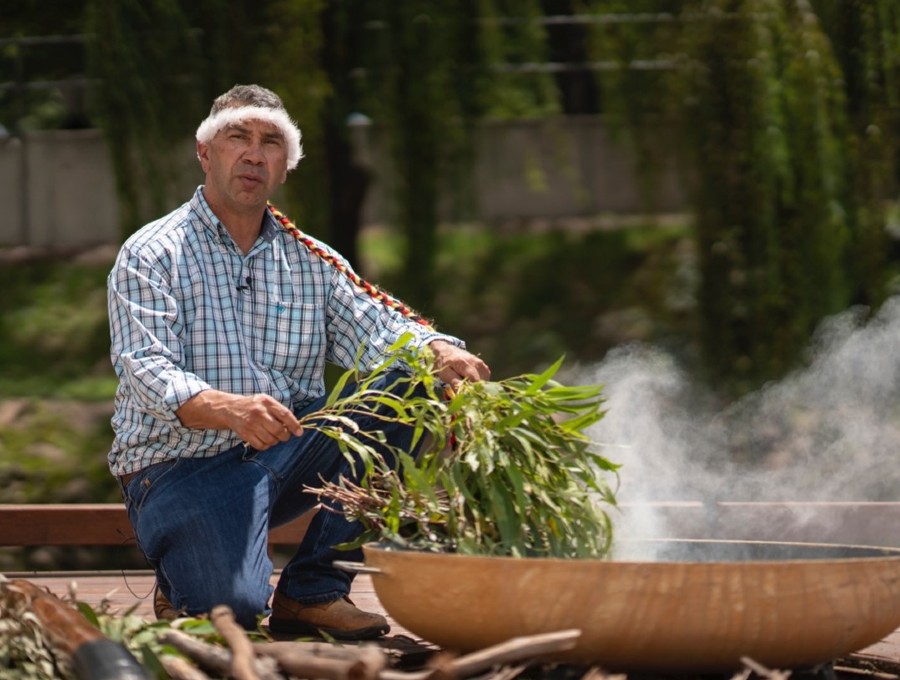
[
  {"xmin": 268, "ymin": 591, "xmax": 390, "ymax": 640},
  {"xmin": 154, "ymin": 585, "xmax": 179, "ymax": 621}
]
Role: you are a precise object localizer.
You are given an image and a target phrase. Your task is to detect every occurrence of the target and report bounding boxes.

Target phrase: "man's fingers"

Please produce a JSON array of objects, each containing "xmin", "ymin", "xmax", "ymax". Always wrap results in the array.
[
  {"xmin": 274, "ymin": 410, "xmax": 303, "ymax": 437},
  {"xmin": 439, "ymin": 356, "xmax": 491, "ymax": 387},
  {"xmin": 465, "ymin": 357, "xmax": 491, "ymax": 381},
  {"xmin": 429, "ymin": 341, "xmax": 491, "ymax": 386},
  {"xmin": 234, "ymin": 394, "xmax": 303, "ymax": 449},
  {"xmin": 258, "ymin": 411, "xmax": 302, "ymax": 448}
]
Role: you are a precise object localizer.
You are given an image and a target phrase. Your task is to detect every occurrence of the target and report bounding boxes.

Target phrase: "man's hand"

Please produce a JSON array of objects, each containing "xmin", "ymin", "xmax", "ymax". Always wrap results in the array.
[
  {"xmin": 176, "ymin": 390, "xmax": 302, "ymax": 450},
  {"xmin": 429, "ymin": 340, "xmax": 491, "ymax": 390}
]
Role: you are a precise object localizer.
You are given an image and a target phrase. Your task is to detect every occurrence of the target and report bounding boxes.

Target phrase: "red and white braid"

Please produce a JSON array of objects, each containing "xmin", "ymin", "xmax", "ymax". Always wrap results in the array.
[{"xmin": 267, "ymin": 203, "xmax": 434, "ymax": 330}]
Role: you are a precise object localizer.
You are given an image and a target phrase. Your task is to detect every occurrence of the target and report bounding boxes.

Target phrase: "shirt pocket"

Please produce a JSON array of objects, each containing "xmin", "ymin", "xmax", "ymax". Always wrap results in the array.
[{"xmin": 255, "ymin": 300, "xmax": 325, "ymax": 375}]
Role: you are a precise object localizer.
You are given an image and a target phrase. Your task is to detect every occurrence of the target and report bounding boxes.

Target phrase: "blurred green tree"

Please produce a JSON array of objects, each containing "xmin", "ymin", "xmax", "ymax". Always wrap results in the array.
[
  {"xmin": 810, "ymin": 0, "xmax": 900, "ymax": 308},
  {"xmin": 261, "ymin": 0, "xmax": 557, "ymax": 312},
  {"xmin": 85, "ymin": 0, "xmax": 205, "ymax": 233},
  {"xmin": 11, "ymin": 1, "xmax": 899, "ymax": 393},
  {"xmin": 81, "ymin": 0, "xmax": 554, "ymax": 316},
  {"xmin": 586, "ymin": 0, "xmax": 900, "ymax": 392},
  {"xmin": 0, "ymin": 0, "xmax": 88, "ymax": 133}
]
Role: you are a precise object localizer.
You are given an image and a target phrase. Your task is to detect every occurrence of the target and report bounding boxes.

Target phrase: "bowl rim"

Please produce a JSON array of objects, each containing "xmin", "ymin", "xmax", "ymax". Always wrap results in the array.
[{"xmin": 362, "ymin": 537, "xmax": 900, "ymax": 565}]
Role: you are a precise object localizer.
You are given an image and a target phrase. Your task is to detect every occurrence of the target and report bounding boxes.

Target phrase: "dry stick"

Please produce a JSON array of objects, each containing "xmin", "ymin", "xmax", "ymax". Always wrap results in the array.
[
  {"xmin": 253, "ymin": 640, "xmax": 388, "ymax": 662},
  {"xmin": 380, "ymin": 629, "xmax": 582, "ymax": 680},
  {"xmin": 740, "ymin": 656, "xmax": 792, "ymax": 680},
  {"xmin": 161, "ymin": 654, "xmax": 213, "ymax": 680},
  {"xmin": 160, "ymin": 630, "xmax": 281, "ymax": 680},
  {"xmin": 438, "ymin": 629, "xmax": 581, "ymax": 678},
  {"xmin": 417, "ymin": 651, "xmax": 456, "ymax": 680},
  {"xmin": 2, "ymin": 579, "xmax": 104, "ymax": 655},
  {"xmin": 2, "ymin": 579, "xmax": 149, "ymax": 680},
  {"xmin": 253, "ymin": 641, "xmax": 388, "ymax": 680},
  {"xmin": 482, "ymin": 663, "xmax": 529, "ymax": 680},
  {"xmin": 580, "ymin": 666, "xmax": 627, "ymax": 680},
  {"xmin": 255, "ymin": 647, "xmax": 366, "ymax": 680},
  {"xmin": 211, "ymin": 605, "xmax": 260, "ymax": 680}
]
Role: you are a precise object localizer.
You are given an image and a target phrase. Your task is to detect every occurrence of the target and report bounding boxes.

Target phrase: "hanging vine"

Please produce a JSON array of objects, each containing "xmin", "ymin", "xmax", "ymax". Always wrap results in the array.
[
  {"xmin": 84, "ymin": 0, "xmax": 205, "ymax": 236},
  {"xmin": 811, "ymin": 0, "xmax": 900, "ymax": 308},
  {"xmin": 346, "ymin": 0, "xmax": 555, "ymax": 312},
  {"xmin": 584, "ymin": 0, "xmax": 894, "ymax": 393}
]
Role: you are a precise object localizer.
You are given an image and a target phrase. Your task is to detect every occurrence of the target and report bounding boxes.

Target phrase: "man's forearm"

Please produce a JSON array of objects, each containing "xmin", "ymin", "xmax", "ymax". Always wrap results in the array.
[
  {"xmin": 175, "ymin": 389, "xmax": 303, "ymax": 451},
  {"xmin": 175, "ymin": 389, "xmax": 243, "ymax": 430}
]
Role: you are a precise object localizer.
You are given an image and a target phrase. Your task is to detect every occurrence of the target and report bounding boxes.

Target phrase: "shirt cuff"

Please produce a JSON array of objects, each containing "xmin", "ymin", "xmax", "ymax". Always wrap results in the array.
[
  {"xmin": 157, "ymin": 374, "xmax": 213, "ymax": 422},
  {"xmin": 413, "ymin": 329, "xmax": 466, "ymax": 351}
]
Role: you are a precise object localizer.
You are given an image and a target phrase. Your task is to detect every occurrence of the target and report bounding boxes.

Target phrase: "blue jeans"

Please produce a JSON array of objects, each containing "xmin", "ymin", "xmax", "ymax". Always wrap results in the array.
[{"xmin": 121, "ymin": 369, "xmax": 420, "ymax": 628}]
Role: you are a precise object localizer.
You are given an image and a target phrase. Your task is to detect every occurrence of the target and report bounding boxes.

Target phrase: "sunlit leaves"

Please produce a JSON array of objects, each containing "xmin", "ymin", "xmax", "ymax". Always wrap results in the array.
[{"xmin": 307, "ymin": 341, "xmax": 619, "ymax": 558}]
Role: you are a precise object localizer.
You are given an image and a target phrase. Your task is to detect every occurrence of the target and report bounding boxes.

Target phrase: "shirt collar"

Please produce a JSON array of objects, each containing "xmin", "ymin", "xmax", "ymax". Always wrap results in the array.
[{"xmin": 191, "ymin": 186, "xmax": 280, "ymax": 250}]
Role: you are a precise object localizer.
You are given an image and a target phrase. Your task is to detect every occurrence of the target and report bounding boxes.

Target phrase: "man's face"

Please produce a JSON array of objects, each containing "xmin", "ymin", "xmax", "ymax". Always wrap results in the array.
[{"xmin": 197, "ymin": 117, "xmax": 289, "ymax": 213}]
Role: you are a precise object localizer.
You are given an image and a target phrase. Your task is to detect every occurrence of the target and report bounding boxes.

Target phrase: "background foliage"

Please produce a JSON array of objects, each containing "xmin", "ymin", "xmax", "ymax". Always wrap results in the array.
[
  {"xmin": 584, "ymin": 0, "xmax": 900, "ymax": 391},
  {"xmin": 6, "ymin": 1, "xmax": 899, "ymax": 391},
  {"xmin": 4, "ymin": 2, "xmax": 900, "ymax": 513}
]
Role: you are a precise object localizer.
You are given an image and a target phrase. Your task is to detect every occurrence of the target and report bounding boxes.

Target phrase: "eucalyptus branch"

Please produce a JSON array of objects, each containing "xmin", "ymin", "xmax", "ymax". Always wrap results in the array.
[{"xmin": 302, "ymin": 341, "xmax": 619, "ymax": 558}]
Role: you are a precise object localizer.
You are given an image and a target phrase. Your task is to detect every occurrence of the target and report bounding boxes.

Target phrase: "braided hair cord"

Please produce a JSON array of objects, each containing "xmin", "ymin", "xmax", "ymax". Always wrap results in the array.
[{"xmin": 267, "ymin": 203, "xmax": 434, "ymax": 330}]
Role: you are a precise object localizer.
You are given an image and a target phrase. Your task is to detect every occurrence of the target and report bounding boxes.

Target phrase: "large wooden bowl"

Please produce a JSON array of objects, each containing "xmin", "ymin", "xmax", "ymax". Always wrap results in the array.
[{"xmin": 361, "ymin": 540, "xmax": 900, "ymax": 672}]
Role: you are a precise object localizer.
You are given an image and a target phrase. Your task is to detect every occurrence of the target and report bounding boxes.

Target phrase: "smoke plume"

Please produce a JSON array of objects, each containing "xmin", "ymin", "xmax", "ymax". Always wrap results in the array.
[{"xmin": 579, "ymin": 297, "xmax": 900, "ymax": 544}]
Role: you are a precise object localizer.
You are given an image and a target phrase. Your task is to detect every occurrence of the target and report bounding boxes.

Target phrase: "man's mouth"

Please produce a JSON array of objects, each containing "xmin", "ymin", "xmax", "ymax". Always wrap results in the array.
[{"xmin": 238, "ymin": 173, "xmax": 263, "ymax": 186}]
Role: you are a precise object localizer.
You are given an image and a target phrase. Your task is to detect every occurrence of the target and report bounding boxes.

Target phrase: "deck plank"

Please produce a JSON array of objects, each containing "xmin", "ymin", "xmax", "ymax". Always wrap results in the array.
[{"xmin": 0, "ymin": 504, "xmax": 312, "ymax": 547}]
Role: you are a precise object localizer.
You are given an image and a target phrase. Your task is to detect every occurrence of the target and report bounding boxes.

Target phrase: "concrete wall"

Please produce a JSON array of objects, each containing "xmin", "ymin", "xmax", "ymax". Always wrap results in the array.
[
  {"xmin": 474, "ymin": 117, "xmax": 685, "ymax": 220},
  {"xmin": 0, "ymin": 118, "xmax": 687, "ymax": 248},
  {"xmin": 0, "ymin": 136, "xmax": 25, "ymax": 246},
  {"xmin": 0, "ymin": 130, "xmax": 120, "ymax": 248}
]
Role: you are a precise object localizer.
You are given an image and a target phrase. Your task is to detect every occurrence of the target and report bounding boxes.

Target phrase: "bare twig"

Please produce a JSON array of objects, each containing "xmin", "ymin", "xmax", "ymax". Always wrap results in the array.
[
  {"xmin": 580, "ymin": 666, "xmax": 628, "ymax": 680},
  {"xmin": 741, "ymin": 656, "xmax": 792, "ymax": 680},
  {"xmin": 161, "ymin": 630, "xmax": 280, "ymax": 680},
  {"xmin": 730, "ymin": 667, "xmax": 753, "ymax": 680},
  {"xmin": 253, "ymin": 641, "xmax": 388, "ymax": 680},
  {"xmin": 450, "ymin": 629, "xmax": 581, "ymax": 677},
  {"xmin": 380, "ymin": 629, "xmax": 581, "ymax": 680},
  {"xmin": 258, "ymin": 648, "xmax": 364, "ymax": 680},
  {"xmin": 161, "ymin": 654, "xmax": 213, "ymax": 680},
  {"xmin": 211, "ymin": 605, "xmax": 260, "ymax": 680},
  {"xmin": 420, "ymin": 650, "xmax": 456, "ymax": 680},
  {"xmin": 482, "ymin": 662, "xmax": 529, "ymax": 680}
]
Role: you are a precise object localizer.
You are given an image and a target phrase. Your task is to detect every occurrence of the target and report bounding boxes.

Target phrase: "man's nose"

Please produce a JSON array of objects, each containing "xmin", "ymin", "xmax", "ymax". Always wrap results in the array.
[{"xmin": 242, "ymin": 139, "xmax": 266, "ymax": 163}]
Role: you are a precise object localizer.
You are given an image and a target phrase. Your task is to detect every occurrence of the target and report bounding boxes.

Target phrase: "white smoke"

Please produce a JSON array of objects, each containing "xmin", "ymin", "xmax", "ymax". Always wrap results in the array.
[{"xmin": 578, "ymin": 297, "xmax": 900, "ymax": 544}]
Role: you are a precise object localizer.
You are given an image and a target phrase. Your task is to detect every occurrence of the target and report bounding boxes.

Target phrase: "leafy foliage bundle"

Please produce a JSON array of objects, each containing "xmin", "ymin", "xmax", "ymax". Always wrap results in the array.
[{"xmin": 302, "ymin": 340, "xmax": 618, "ymax": 558}]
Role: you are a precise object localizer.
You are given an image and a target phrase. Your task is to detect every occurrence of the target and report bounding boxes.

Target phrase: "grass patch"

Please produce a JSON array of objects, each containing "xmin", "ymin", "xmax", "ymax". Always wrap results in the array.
[
  {"xmin": 0, "ymin": 259, "xmax": 114, "ymax": 399},
  {"xmin": 0, "ymin": 400, "xmax": 119, "ymax": 503}
]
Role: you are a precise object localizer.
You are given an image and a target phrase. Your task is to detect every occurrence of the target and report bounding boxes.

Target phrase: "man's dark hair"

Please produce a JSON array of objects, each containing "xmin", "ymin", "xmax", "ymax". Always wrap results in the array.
[{"xmin": 209, "ymin": 84, "xmax": 285, "ymax": 115}]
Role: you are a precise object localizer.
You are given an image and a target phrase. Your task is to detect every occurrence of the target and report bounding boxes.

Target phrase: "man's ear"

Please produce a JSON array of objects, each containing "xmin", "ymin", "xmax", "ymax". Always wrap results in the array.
[{"xmin": 196, "ymin": 141, "xmax": 210, "ymax": 173}]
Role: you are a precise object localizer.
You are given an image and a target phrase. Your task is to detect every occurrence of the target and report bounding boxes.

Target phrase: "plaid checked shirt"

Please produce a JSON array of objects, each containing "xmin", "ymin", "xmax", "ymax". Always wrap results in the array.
[{"xmin": 107, "ymin": 187, "xmax": 461, "ymax": 476}]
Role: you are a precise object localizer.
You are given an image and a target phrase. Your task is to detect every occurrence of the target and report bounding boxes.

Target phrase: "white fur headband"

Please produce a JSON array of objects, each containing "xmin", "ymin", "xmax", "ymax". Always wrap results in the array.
[{"xmin": 195, "ymin": 105, "xmax": 304, "ymax": 170}]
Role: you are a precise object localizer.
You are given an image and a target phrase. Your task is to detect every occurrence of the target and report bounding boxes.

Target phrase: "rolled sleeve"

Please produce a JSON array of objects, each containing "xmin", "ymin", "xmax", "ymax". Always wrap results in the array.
[{"xmin": 109, "ymin": 248, "xmax": 209, "ymax": 422}]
